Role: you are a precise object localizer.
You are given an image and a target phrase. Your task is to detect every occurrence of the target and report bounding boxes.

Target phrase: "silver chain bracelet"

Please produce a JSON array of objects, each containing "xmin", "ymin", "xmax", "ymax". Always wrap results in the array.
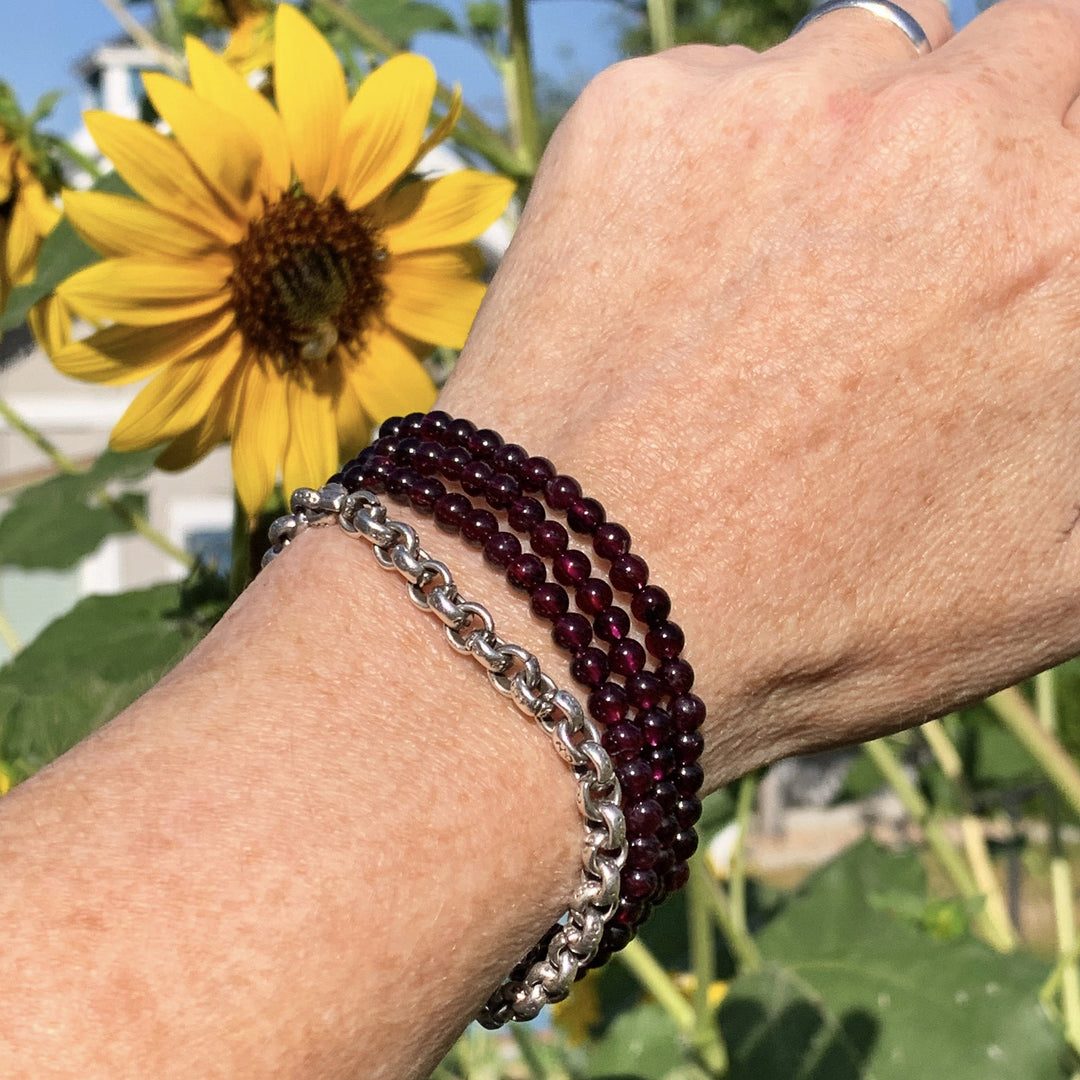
[{"xmin": 263, "ymin": 482, "xmax": 628, "ymax": 1026}]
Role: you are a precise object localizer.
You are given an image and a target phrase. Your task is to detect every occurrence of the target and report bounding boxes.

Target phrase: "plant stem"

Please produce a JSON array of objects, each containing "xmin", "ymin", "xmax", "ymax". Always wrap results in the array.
[
  {"xmin": 646, "ymin": 0, "xmax": 677, "ymax": 50},
  {"xmin": 98, "ymin": 0, "xmax": 186, "ymax": 78},
  {"xmin": 0, "ymin": 397, "xmax": 193, "ymax": 570},
  {"xmin": 151, "ymin": 0, "xmax": 183, "ymax": 51},
  {"xmin": 1052, "ymin": 856, "xmax": 1080, "ymax": 1059},
  {"xmin": 863, "ymin": 737, "xmax": 1014, "ymax": 951},
  {"xmin": 688, "ymin": 855, "xmax": 729, "ymax": 1074},
  {"xmin": 506, "ymin": 0, "xmax": 541, "ymax": 176},
  {"xmin": 510, "ymin": 1022, "xmax": 567, "ymax": 1080},
  {"xmin": 617, "ymin": 938, "xmax": 695, "ymax": 1032},
  {"xmin": 987, "ymin": 686, "xmax": 1080, "ymax": 821},
  {"xmin": 697, "ymin": 862, "xmax": 762, "ymax": 973},
  {"xmin": 728, "ymin": 772, "xmax": 757, "ymax": 948},
  {"xmin": 309, "ymin": 0, "xmax": 525, "ymax": 179}
]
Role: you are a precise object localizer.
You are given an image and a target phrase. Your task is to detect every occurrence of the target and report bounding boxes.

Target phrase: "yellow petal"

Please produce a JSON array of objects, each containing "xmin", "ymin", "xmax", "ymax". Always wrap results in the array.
[
  {"xmin": 231, "ymin": 360, "xmax": 290, "ymax": 516},
  {"xmin": 334, "ymin": 371, "xmax": 372, "ymax": 456},
  {"xmin": 282, "ymin": 376, "xmax": 339, "ymax": 502},
  {"xmin": 110, "ymin": 331, "xmax": 243, "ymax": 452},
  {"xmin": 14, "ymin": 164, "xmax": 61, "ymax": 237},
  {"xmin": 379, "ymin": 171, "xmax": 514, "ymax": 253},
  {"xmin": 346, "ymin": 331, "xmax": 436, "ymax": 427},
  {"xmin": 186, "ymin": 36, "xmax": 291, "ymax": 198},
  {"xmin": 27, "ymin": 294, "xmax": 72, "ymax": 356},
  {"xmin": 63, "ymin": 191, "xmax": 219, "ymax": 260},
  {"xmin": 383, "ymin": 248, "xmax": 486, "ymax": 348},
  {"xmin": 59, "ymin": 254, "xmax": 233, "ymax": 326},
  {"xmin": 410, "ymin": 86, "xmax": 462, "ymax": 170},
  {"xmin": 274, "ymin": 5, "xmax": 347, "ymax": 198},
  {"xmin": 84, "ymin": 111, "xmax": 242, "ymax": 242},
  {"xmin": 143, "ymin": 72, "xmax": 263, "ymax": 217},
  {"xmin": 52, "ymin": 309, "xmax": 234, "ymax": 384},
  {"xmin": 156, "ymin": 372, "xmax": 238, "ymax": 471},
  {"xmin": 5, "ymin": 188, "xmax": 46, "ymax": 284},
  {"xmin": 338, "ymin": 54, "xmax": 436, "ymax": 209}
]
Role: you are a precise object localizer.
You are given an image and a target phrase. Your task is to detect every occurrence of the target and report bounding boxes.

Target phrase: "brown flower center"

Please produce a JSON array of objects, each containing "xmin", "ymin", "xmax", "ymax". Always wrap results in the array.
[{"xmin": 229, "ymin": 190, "xmax": 387, "ymax": 371}]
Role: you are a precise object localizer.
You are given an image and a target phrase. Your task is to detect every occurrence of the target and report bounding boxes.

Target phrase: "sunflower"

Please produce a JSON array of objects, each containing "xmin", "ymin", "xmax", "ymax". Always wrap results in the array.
[{"xmin": 53, "ymin": 6, "xmax": 514, "ymax": 516}]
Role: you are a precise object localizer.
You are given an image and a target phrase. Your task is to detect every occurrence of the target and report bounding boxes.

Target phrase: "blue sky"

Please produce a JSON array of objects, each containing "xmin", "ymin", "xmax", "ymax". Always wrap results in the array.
[{"xmin": 2, "ymin": 0, "xmax": 977, "ymax": 138}]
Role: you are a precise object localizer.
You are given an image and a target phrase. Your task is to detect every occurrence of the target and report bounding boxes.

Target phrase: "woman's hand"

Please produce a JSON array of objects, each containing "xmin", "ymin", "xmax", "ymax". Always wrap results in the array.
[{"xmin": 440, "ymin": 0, "xmax": 1080, "ymax": 787}]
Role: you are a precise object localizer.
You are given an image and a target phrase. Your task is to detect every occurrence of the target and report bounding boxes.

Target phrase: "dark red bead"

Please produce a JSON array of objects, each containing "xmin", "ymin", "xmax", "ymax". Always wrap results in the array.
[
  {"xmin": 646, "ymin": 620, "xmax": 685, "ymax": 659},
  {"xmin": 340, "ymin": 462, "xmax": 368, "ymax": 490},
  {"xmin": 653, "ymin": 848, "xmax": 675, "ymax": 879},
  {"xmin": 588, "ymin": 681, "xmax": 628, "ymax": 724},
  {"xmin": 459, "ymin": 458, "xmax": 494, "ymax": 496},
  {"xmin": 418, "ymin": 409, "xmax": 452, "ymax": 440},
  {"xmin": 530, "ymin": 582, "xmax": 569, "ymax": 621},
  {"xmin": 507, "ymin": 553, "xmax": 546, "ymax": 592},
  {"xmin": 656, "ymin": 814, "xmax": 678, "ymax": 845},
  {"xmin": 483, "ymin": 531, "xmax": 522, "ymax": 569},
  {"xmin": 445, "ymin": 417, "xmax": 476, "ymax": 446},
  {"xmin": 378, "ymin": 416, "xmax": 404, "ymax": 438},
  {"xmin": 653, "ymin": 780, "xmax": 679, "ymax": 811},
  {"xmin": 575, "ymin": 578, "xmax": 613, "ymax": 617},
  {"xmin": 611, "ymin": 898, "xmax": 646, "ymax": 929},
  {"xmin": 593, "ymin": 522, "xmax": 631, "ymax": 561},
  {"xmin": 413, "ymin": 440, "xmax": 444, "ymax": 475},
  {"xmin": 484, "ymin": 471, "xmax": 521, "ymax": 509},
  {"xmin": 545, "ymin": 474, "xmax": 581, "ymax": 510},
  {"xmin": 372, "ymin": 435, "xmax": 399, "ymax": 457},
  {"xmin": 365, "ymin": 456, "xmax": 394, "ymax": 489},
  {"xmin": 551, "ymin": 611, "xmax": 592, "ymax": 652},
  {"xmin": 433, "ymin": 492, "xmax": 471, "ymax": 532},
  {"xmin": 466, "ymin": 427, "xmax": 503, "ymax": 458},
  {"xmin": 648, "ymin": 745, "xmax": 675, "ymax": 781},
  {"xmin": 567, "ymin": 496, "xmax": 606, "ymax": 535},
  {"xmin": 520, "ymin": 455, "xmax": 556, "ymax": 492},
  {"xmin": 674, "ymin": 795, "xmax": 702, "ymax": 829},
  {"xmin": 659, "ymin": 657, "xmax": 695, "ymax": 695},
  {"xmin": 529, "ymin": 519, "xmax": 569, "ymax": 558},
  {"xmin": 626, "ymin": 672, "xmax": 664, "ymax": 710},
  {"xmin": 603, "ymin": 721, "xmax": 644, "ymax": 761},
  {"xmin": 396, "ymin": 435, "xmax": 423, "ymax": 463},
  {"xmin": 507, "ymin": 496, "xmax": 545, "ymax": 532},
  {"xmin": 616, "ymin": 759, "xmax": 653, "ymax": 800},
  {"xmin": 641, "ymin": 708, "xmax": 674, "ymax": 747},
  {"xmin": 673, "ymin": 763, "xmax": 705, "ymax": 795},
  {"xmin": 603, "ymin": 922, "xmax": 636, "ymax": 951},
  {"xmin": 667, "ymin": 861, "xmax": 691, "ymax": 891},
  {"xmin": 625, "ymin": 798, "xmax": 664, "ymax": 838},
  {"xmin": 405, "ymin": 475, "xmax": 445, "ymax": 512},
  {"xmin": 461, "ymin": 508, "xmax": 499, "ymax": 546},
  {"xmin": 610, "ymin": 553, "xmax": 649, "ymax": 593},
  {"xmin": 552, "ymin": 549, "xmax": 592, "ymax": 587},
  {"xmin": 671, "ymin": 693, "xmax": 706, "ymax": 732},
  {"xmin": 401, "ymin": 411, "xmax": 425, "ymax": 436},
  {"xmin": 570, "ymin": 646, "xmax": 609, "ymax": 688},
  {"xmin": 623, "ymin": 868, "xmax": 659, "ymax": 900},
  {"xmin": 385, "ymin": 465, "xmax": 415, "ymax": 498},
  {"xmin": 674, "ymin": 730, "xmax": 705, "ymax": 764},
  {"xmin": 594, "ymin": 606, "xmax": 632, "ymax": 643},
  {"xmin": 609, "ymin": 639, "xmax": 647, "ymax": 677},
  {"xmin": 626, "ymin": 835, "xmax": 663, "ymax": 871},
  {"xmin": 631, "ymin": 585, "xmax": 671, "ymax": 626},
  {"xmin": 437, "ymin": 444, "xmax": 471, "ymax": 481},
  {"xmin": 491, "ymin": 442, "xmax": 528, "ymax": 476}
]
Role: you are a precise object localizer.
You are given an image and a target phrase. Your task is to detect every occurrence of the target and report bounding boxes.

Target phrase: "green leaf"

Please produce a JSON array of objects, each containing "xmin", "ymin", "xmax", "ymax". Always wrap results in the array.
[
  {"xmin": 0, "ymin": 448, "xmax": 159, "ymax": 569},
  {"xmin": 0, "ymin": 583, "xmax": 205, "ymax": 774},
  {"xmin": 586, "ymin": 1002, "xmax": 685, "ymax": 1080},
  {"xmin": 720, "ymin": 839, "xmax": 1062, "ymax": 1079},
  {"xmin": 344, "ymin": 0, "xmax": 456, "ymax": 48}
]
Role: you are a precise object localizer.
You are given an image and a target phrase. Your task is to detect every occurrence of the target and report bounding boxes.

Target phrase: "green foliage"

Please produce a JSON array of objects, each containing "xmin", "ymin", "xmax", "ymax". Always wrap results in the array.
[
  {"xmin": 621, "ymin": 0, "xmax": 811, "ymax": 55},
  {"xmin": 0, "ymin": 448, "xmax": 159, "ymax": 569}
]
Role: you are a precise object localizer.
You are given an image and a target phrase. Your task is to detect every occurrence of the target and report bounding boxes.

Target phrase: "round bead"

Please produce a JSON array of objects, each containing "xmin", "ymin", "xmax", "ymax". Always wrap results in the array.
[
  {"xmin": 396, "ymin": 435, "xmax": 423, "ymax": 463},
  {"xmin": 459, "ymin": 459, "xmax": 494, "ymax": 496},
  {"xmin": 551, "ymin": 612, "xmax": 592, "ymax": 652},
  {"xmin": 529, "ymin": 519, "xmax": 569, "ymax": 558},
  {"xmin": 482, "ymin": 531, "xmax": 523, "ymax": 569},
  {"xmin": 609, "ymin": 639, "xmax": 647, "ymax": 677},
  {"xmin": 544, "ymin": 474, "xmax": 581, "ymax": 510},
  {"xmin": 626, "ymin": 835, "xmax": 663, "ymax": 871},
  {"xmin": 673, "ymin": 763, "xmax": 705, "ymax": 795},
  {"xmin": 437, "ymin": 444, "xmax": 471, "ymax": 481},
  {"xmin": 653, "ymin": 780, "xmax": 679, "ymax": 811},
  {"xmin": 372, "ymin": 435, "xmax": 399, "ymax": 457},
  {"xmin": 674, "ymin": 730, "xmax": 705, "ymax": 764},
  {"xmin": 400, "ymin": 411, "xmax": 425, "ymax": 436},
  {"xmin": 625, "ymin": 798, "xmax": 664, "ymax": 838},
  {"xmin": 405, "ymin": 475, "xmax": 445, "ymax": 512},
  {"xmin": 658, "ymin": 657, "xmax": 695, "ymax": 695},
  {"xmin": 378, "ymin": 416, "xmax": 404, "ymax": 438},
  {"xmin": 610, "ymin": 553, "xmax": 649, "ymax": 593},
  {"xmin": 445, "ymin": 417, "xmax": 476, "ymax": 446},
  {"xmin": 588, "ymin": 681, "xmax": 628, "ymax": 725},
  {"xmin": 552, "ymin": 549, "xmax": 592, "ymax": 587},
  {"xmin": 507, "ymin": 496, "xmax": 546, "ymax": 532},
  {"xmin": 648, "ymin": 745, "xmax": 675, "ymax": 781},
  {"xmin": 626, "ymin": 672, "xmax": 664, "ymax": 710},
  {"xmin": 575, "ymin": 578, "xmax": 613, "ymax": 617},
  {"xmin": 653, "ymin": 847, "xmax": 675, "ymax": 880},
  {"xmin": 570, "ymin": 646, "xmax": 609, "ymax": 688},
  {"xmin": 460, "ymin": 508, "xmax": 499, "ymax": 546},
  {"xmin": 467, "ymin": 427, "xmax": 503, "ymax": 458},
  {"xmin": 506, "ymin": 553, "xmax": 546, "ymax": 592},
  {"xmin": 340, "ymin": 462, "xmax": 368, "ymax": 490},
  {"xmin": 603, "ymin": 922, "xmax": 635, "ymax": 951},
  {"xmin": 593, "ymin": 522, "xmax": 631, "ymax": 561},
  {"xmin": 640, "ymin": 708, "xmax": 674, "ymax": 748},
  {"xmin": 671, "ymin": 693, "xmax": 707, "ymax": 732},
  {"xmin": 594, "ymin": 606, "xmax": 632, "ymax": 643},
  {"xmin": 567, "ymin": 496, "xmax": 606, "ymax": 535},
  {"xmin": 623, "ymin": 868, "xmax": 659, "ymax": 900},
  {"xmin": 530, "ymin": 582, "xmax": 569, "ymax": 621},
  {"xmin": 484, "ymin": 471, "xmax": 521, "ymax": 509},
  {"xmin": 520, "ymin": 455, "xmax": 556, "ymax": 492},
  {"xmin": 656, "ymin": 814, "xmax": 678, "ymax": 845},
  {"xmin": 631, "ymin": 585, "xmax": 672, "ymax": 626},
  {"xmin": 615, "ymin": 759, "xmax": 653, "ymax": 800},
  {"xmin": 667, "ymin": 861, "xmax": 691, "ymax": 891},
  {"xmin": 418, "ymin": 409, "xmax": 452, "ymax": 439},
  {"xmin": 611, "ymin": 898, "xmax": 645, "ymax": 929},
  {"xmin": 413, "ymin": 440, "xmax": 444, "ymax": 475},
  {"xmin": 646, "ymin": 620, "xmax": 685, "ymax": 660},
  {"xmin": 603, "ymin": 721, "xmax": 644, "ymax": 762},
  {"xmin": 366, "ymin": 456, "xmax": 394, "ymax": 489},
  {"xmin": 674, "ymin": 795, "xmax": 702, "ymax": 829},
  {"xmin": 385, "ymin": 465, "xmax": 415, "ymax": 498},
  {"xmin": 433, "ymin": 492, "xmax": 471, "ymax": 532},
  {"xmin": 491, "ymin": 442, "xmax": 529, "ymax": 476}
]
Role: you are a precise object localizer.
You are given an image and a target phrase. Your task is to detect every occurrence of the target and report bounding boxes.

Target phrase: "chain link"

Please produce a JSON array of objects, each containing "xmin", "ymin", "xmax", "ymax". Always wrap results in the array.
[{"xmin": 264, "ymin": 484, "xmax": 627, "ymax": 1026}]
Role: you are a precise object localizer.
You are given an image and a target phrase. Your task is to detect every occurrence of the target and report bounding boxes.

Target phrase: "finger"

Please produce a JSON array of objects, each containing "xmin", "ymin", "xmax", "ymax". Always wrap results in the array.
[
  {"xmin": 770, "ymin": 0, "xmax": 953, "ymax": 81},
  {"xmin": 933, "ymin": 0, "xmax": 1080, "ymax": 117}
]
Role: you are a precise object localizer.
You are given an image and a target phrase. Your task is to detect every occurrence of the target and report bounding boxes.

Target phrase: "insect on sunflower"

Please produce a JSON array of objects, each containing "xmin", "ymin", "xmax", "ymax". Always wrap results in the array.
[{"xmin": 52, "ymin": 6, "xmax": 514, "ymax": 516}]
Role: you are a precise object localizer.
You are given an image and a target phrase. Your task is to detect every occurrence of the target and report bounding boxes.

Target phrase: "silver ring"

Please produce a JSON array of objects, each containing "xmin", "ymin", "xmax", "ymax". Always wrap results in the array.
[{"xmin": 793, "ymin": 0, "xmax": 931, "ymax": 57}]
